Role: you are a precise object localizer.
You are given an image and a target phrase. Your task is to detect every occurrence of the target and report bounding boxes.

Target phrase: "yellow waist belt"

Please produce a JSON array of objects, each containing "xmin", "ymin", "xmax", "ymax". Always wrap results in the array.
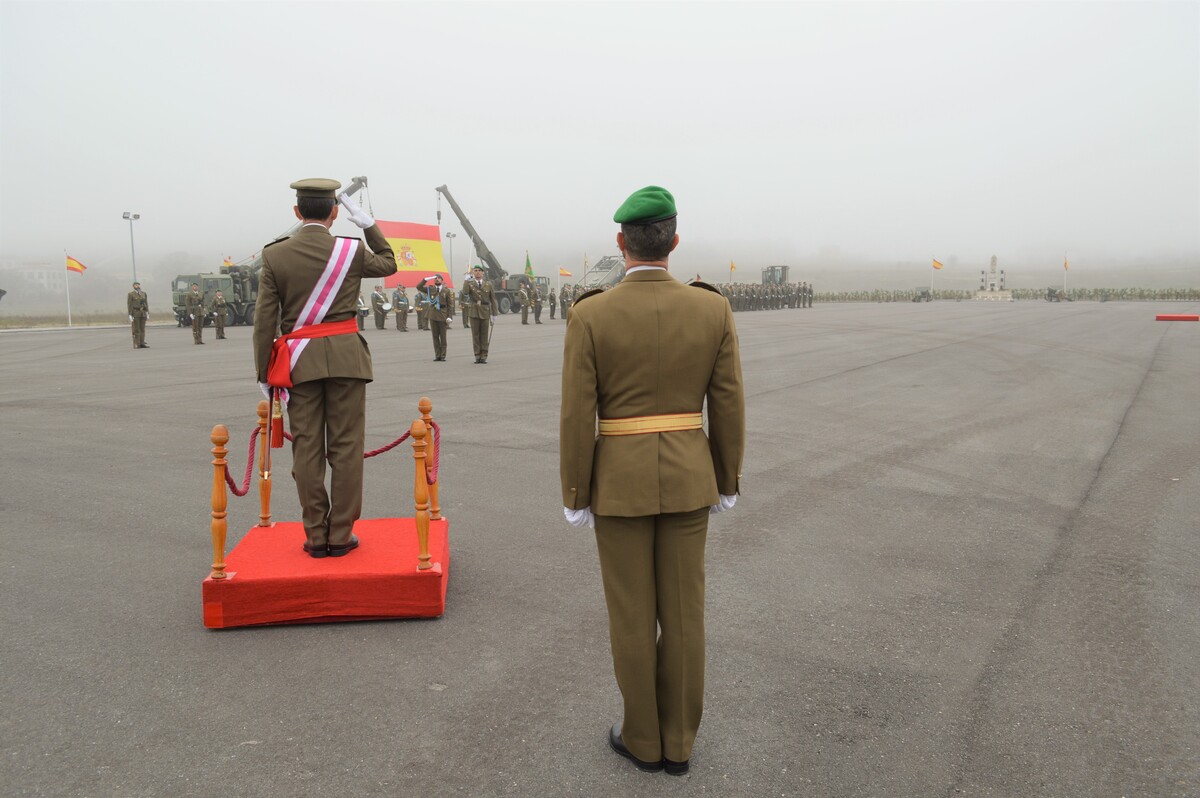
[{"xmin": 598, "ymin": 412, "xmax": 703, "ymax": 436}]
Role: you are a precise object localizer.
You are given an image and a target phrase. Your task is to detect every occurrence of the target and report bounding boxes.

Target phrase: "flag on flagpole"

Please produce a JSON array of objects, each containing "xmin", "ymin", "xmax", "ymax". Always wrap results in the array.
[
  {"xmin": 932, "ymin": 258, "xmax": 944, "ymax": 270},
  {"xmin": 1063, "ymin": 257, "xmax": 1069, "ymax": 272},
  {"xmin": 730, "ymin": 259, "xmax": 737, "ymax": 272},
  {"xmin": 559, "ymin": 268, "xmax": 572, "ymax": 277},
  {"xmin": 525, "ymin": 251, "xmax": 534, "ymax": 278},
  {"xmin": 66, "ymin": 256, "xmax": 87, "ymax": 274},
  {"xmin": 223, "ymin": 256, "xmax": 233, "ymax": 268}
]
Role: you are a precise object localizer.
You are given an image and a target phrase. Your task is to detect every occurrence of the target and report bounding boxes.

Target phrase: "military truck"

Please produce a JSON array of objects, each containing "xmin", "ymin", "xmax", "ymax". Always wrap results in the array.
[
  {"xmin": 762, "ymin": 265, "xmax": 789, "ymax": 285},
  {"xmin": 912, "ymin": 287, "xmax": 933, "ymax": 302},
  {"xmin": 172, "ymin": 176, "xmax": 369, "ymax": 326},
  {"xmin": 435, "ymin": 184, "xmax": 552, "ymax": 313},
  {"xmin": 172, "ymin": 274, "xmax": 234, "ymax": 327}
]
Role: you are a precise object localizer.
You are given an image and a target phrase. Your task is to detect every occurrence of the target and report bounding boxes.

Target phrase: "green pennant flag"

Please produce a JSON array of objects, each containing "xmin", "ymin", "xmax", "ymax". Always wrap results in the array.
[{"xmin": 525, "ymin": 250, "xmax": 534, "ymax": 278}]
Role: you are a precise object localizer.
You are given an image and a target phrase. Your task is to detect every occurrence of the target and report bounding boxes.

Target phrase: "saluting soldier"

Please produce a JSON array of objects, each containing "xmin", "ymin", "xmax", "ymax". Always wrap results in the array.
[
  {"xmin": 465, "ymin": 264, "xmax": 496, "ymax": 363},
  {"xmin": 185, "ymin": 282, "xmax": 205, "ymax": 344},
  {"xmin": 392, "ymin": 284, "xmax": 409, "ymax": 331},
  {"xmin": 212, "ymin": 289, "xmax": 228, "ymax": 339},
  {"xmin": 560, "ymin": 186, "xmax": 744, "ymax": 776},
  {"xmin": 127, "ymin": 280, "xmax": 150, "ymax": 349},
  {"xmin": 253, "ymin": 178, "xmax": 397, "ymax": 559}
]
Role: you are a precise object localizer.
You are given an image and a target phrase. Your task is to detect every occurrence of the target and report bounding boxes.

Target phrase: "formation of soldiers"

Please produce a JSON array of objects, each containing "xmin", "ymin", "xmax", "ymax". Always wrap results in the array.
[{"xmin": 716, "ymin": 282, "xmax": 814, "ymax": 311}]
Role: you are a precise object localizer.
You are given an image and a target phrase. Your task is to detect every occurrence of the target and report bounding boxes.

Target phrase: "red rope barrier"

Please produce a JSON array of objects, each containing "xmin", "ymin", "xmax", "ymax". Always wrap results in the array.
[{"xmin": 223, "ymin": 419, "xmax": 441, "ymax": 498}]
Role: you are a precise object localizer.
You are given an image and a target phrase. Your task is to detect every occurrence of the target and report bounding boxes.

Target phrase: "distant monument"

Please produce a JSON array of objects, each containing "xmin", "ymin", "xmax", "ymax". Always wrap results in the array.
[{"xmin": 975, "ymin": 254, "xmax": 1012, "ymax": 301}]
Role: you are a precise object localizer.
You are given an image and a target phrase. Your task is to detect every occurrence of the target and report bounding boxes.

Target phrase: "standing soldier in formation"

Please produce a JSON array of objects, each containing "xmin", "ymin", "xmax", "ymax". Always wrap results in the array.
[
  {"xmin": 392, "ymin": 283, "xmax": 409, "ymax": 331},
  {"xmin": 532, "ymin": 283, "xmax": 544, "ymax": 324},
  {"xmin": 253, "ymin": 178, "xmax": 397, "ymax": 559},
  {"xmin": 185, "ymin": 282, "xmax": 205, "ymax": 345},
  {"xmin": 356, "ymin": 293, "xmax": 367, "ymax": 330},
  {"xmin": 465, "ymin": 264, "xmax": 496, "ymax": 363},
  {"xmin": 518, "ymin": 282, "xmax": 531, "ymax": 325},
  {"xmin": 371, "ymin": 284, "xmax": 388, "ymax": 329},
  {"xmin": 421, "ymin": 274, "xmax": 454, "ymax": 361},
  {"xmin": 212, "ymin": 289, "xmax": 228, "ymax": 340},
  {"xmin": 548, "ymin": 288, "xmax": 557, "ymax": 320},
  {"xmin": 127, "ymin": 280, "xmax": 149, "ymax": 349},
  {"xmin": 414, "ymin": 284, "xmax": 429, "ymax": 330},
  {"xmin": 460, "ymin": 273, "xmax": 472, "ymax": 329},
  {"xmin": 561, "ymin": 285, "xmax": 572, "ymax": 322}
]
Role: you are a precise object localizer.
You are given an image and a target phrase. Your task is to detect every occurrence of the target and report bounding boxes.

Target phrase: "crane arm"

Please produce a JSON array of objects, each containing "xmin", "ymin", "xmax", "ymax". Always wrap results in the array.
[{"xmin": 435, "ymin": 185, "xmax": 506, "ymax": 281}]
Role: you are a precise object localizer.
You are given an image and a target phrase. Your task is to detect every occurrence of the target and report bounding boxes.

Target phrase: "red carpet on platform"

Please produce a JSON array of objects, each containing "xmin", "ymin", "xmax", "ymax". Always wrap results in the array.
[{"xmin": 202, "ymin": 517, "xmax": 449, "ymax": 629}]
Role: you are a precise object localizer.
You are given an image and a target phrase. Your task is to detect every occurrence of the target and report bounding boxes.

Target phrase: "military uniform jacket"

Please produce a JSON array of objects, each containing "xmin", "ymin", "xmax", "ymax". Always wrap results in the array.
[
  {"xmin": 127, "ymin": 290, "xmax": 148, "ymax": 318},
  {"xmin": 393, "ymin": 289, "xmax": 409, "ymax": 309},
  {"xmin": 422, "ymin": 284, "xmax": 455, "ymax": 322},
  {"xmin": 371, "ymin": 290, "xmax": 386, "ymax": 312},
  {"xmin": 464, "ymin": 279, "xmax": 496, "ymax": 320},
  {"xmin": 185, "ymin": 290, "xmax": 203, "ymax": 315},
  {"xmin": 253, "ymin": 223, "xmax": 398, "ymax": 384},
  {"xmin": 213, "ymin": 296, "xmax": 228, "ymax": 318},
  {"xmin": 560, "ymin": 268, "xmax": 745, "ymax": 516}
]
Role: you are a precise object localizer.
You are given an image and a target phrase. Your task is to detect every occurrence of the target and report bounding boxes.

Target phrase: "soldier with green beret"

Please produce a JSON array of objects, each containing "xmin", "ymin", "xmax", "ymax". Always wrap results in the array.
[
  {"xmin": 127, "ymin": 280, "xmax": 149, "ymax": 349},
  {"xmin": 185, "ymin": 282, "xmax": 205, "ymax": 344},
  {"xmin": 560, "ymin": 185, "xmax": 745, "ymax": 776}
]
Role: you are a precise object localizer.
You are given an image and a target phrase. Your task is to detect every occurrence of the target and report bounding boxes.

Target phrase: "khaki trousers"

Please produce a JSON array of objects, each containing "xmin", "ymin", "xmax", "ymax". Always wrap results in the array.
[
  {"xmin": 594, "ymin": 507, "xmax": 708, "ymax": 763},
  {"xmin": 286, "ymin": 378, "xmax": 366, "ymax": 548},
  {"xmin": 470, "ymin": 316, "xmax": 491, "ymax": 359},
  {"xmin": 430, "ymin": 319, "xmax": 448, "ymax": 358},
  {"xmin": 130, "ymin": 316, "xmax": 145, "ymax": 347}
]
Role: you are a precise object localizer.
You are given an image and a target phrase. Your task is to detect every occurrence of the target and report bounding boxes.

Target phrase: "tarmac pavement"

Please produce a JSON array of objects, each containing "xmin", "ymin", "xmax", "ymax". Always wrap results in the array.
[{"xmin": 1, "ymin": 300, "xmax": 1197, "ymax": 797}]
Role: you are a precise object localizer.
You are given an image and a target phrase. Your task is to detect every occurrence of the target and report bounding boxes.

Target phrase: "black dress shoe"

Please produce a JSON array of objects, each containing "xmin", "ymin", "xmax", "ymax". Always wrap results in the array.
[
  {"xmin": 138, "ymin": 344, "xmax": 150, "ymax": 348},
  {"xmin": 327, "ymin": 535, "xmax": 359, "ymax": 557},
  {"xmin": 303, "ymin": 542, "xmax": 329, "ymax": 559},
  {"xmin": 608, "ymin": 723, "xmax": 663, "ymax": 773},
  {"xmin": 664, "ymin": 758, "xmax": 689, "ymax": 776}
]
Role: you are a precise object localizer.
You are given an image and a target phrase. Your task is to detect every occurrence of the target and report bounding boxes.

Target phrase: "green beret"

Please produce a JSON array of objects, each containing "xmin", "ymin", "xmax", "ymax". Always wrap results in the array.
[
  {"xmin": 613, "ymin": 185, "xmax": 677, "ymax": 225},
  {"xmin": 290, "ymin": 178, "xmax": 341, "ymax": 199}
]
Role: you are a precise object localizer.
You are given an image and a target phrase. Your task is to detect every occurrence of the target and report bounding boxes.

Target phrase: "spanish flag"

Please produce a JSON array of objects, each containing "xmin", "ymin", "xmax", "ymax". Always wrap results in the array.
[
  {"xmin": 223, "ymin": 257, "xmax": 233, "ymax": 268},
  {"xmin": 376, "ymin": 221, "xmax": 451, "ymax": 288},
  {"xmin": 932, "ymin": 258, "xmax": 944, "ymax": 270},
  {"xmin": 1064, "ymin": 257, "xmax": 1069, "ymax": 272},
  {"xmin": 66, "ymin": 256, "xmax": 87, "ymax": 274},
  {"xmin": 730, "ymin": 259, "xmax": 737, "ymax": 272},
  {"xmin": 559, "ymin": 268, "xmax": 572, "ymax": 277}
]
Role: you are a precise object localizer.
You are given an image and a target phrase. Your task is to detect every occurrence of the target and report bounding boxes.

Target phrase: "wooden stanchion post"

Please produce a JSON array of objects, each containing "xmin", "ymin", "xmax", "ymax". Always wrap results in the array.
[
  {"xmin": 256, "ymin": 400, "xmax": 272, "ymax": 526},
  {"xmin": 419, "ymin": 396, "xmax": 441, "ymax": 520},
  {"xmin": 210, "ymin": 425, "xmax": 229, "ymax": 580},
  {"xmin": 411, "ymin": 419, "xmax": 432, "ymax": 571}
]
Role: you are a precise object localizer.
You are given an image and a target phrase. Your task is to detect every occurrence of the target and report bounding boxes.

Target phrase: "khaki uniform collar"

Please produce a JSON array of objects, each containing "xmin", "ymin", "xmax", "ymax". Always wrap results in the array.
[{"xmin": 622, "ymin": 268, "xmax": 674, "ymax": 283}]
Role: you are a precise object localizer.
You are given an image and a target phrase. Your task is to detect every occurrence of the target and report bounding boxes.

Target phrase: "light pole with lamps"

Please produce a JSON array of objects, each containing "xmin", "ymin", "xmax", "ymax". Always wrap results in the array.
[
  {"xmin": 445, "ymin": 231, "xmax": 456, "ymax": 277},
  {"xmin": 123, "ymin": 212, "xmax": 140, "ymax": 283}
]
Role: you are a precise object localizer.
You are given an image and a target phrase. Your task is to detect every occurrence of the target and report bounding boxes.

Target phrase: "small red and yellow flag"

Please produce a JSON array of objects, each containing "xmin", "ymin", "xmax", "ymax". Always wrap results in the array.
[
  {"xmin": 730, "ymin": 259, "xmax": 737, "ymax": 272},
  {"xmin": 932, "ymin": 258, "xmax": 944, "ymax": 270},
  {"xmin": 1063, "ymin": 257, "xmax": 1069, "ymax": 272},
  {"xmin": 223, "ymin": 256, "xmax": 233, "ymax": 268},
  {"xmin": 559, "ymin": 268, "xmax": 572, "ymax": 277},
  {"xmin": 66, "ymin": 256, "xmax": 87, "ymax": 274}
]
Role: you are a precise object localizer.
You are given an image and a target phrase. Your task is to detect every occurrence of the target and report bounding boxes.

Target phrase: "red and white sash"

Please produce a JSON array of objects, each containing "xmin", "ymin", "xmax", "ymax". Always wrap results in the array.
[{"xmin": 273, "ymin": 236, "xmax": 359, "ymax": 400}]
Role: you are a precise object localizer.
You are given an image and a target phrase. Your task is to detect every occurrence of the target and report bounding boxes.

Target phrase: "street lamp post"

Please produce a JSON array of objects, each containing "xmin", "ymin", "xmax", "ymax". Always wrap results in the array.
[
  {"xmin": 445, "ymin": 231, "xmax": 456, "ymax": 275},
  {"xmin": 123, "ymin": 212, "xmax": 141, "ymax": 283}
]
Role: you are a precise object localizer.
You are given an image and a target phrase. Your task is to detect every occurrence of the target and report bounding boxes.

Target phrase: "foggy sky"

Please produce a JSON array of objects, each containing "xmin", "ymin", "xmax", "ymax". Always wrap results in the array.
[{"xmin": 1, "ymin": 0, "xmax": 1197, "ymax": 283}]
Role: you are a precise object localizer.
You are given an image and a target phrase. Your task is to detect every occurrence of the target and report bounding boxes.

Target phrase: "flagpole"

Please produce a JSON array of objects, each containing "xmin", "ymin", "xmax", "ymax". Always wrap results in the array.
[{"xmin": 63, "ymin": 250, "xmax": 73, "ymax": 327}]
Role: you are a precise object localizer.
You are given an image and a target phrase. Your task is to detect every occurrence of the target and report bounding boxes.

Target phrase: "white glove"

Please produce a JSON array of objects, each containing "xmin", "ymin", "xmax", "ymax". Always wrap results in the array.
[
  {"xmin": 259, "ymin": 382, "xmax": 272, "ymax": 401},
  {"xmin": 128, "ymin": 315, "xmax": 133, "ymax": 322},
  {"xmin": 563, "ymin": 506, "xmax": 595, "ymax": 529},
  {"xmin": 710, "ymin": 494, "xmax": 737, "ymax": 514},
  {"xmin": 188, "ymin": 314, "xmax": 193, "ymax": 321},
  {"xmin": 337, "ymin": 192, "xmax": 375, "ymax": 229}
]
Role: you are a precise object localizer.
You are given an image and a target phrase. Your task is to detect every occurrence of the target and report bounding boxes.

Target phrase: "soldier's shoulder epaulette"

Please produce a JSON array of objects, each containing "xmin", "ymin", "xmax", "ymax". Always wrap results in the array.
[
  {"xmin": 689, "ymin": 280, "xmax": 722, "ymax": 295},
  {"xmin": 574, "ymin": 288, "xmax": 604, "ymax": 305},
  {"xmin": 263, "ymin": 236, "xmax": 288, "ymax": 250}
]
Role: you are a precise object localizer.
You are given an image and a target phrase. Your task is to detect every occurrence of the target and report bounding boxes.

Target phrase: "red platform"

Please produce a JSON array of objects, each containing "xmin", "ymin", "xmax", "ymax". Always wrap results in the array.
[{"xmin": 202, "ymin": 517, "xmax": 449, "ymax": 629}]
